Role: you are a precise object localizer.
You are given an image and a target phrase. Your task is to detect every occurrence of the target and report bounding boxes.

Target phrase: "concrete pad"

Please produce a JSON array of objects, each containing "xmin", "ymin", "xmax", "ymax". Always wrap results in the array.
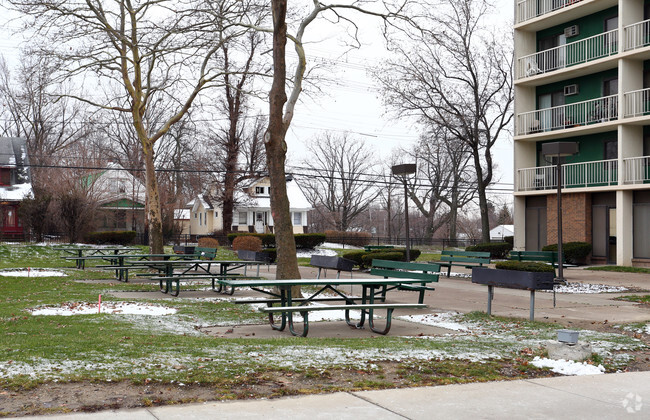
[
  {"xmin": 202, "ymin": 318, "xmax": 459, "ymax": 339},
  {"xmin": 147, "ymin": 392, "xmax": 402, "ymax": 420},
  {"xmin": 355, "ymin": 371, "xmax": 650, "ymax": 419},
  {"xmin": 18, "ymin": 409, "xmax": 157, "ymax": 420}
]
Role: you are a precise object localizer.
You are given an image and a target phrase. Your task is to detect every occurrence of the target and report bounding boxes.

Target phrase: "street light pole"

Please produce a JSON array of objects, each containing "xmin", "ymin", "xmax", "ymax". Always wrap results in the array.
[
  {"xmin": 542, "ymin": 142, "xmax": 578, "ymax": 285},
  {"xmin": 391, "ymin": 163, "xmax": 417, "ymax": 262}
]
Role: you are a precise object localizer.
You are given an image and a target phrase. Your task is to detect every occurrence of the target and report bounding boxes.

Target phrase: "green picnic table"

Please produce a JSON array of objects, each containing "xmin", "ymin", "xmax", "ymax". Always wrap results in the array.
[
  {"xmin": 218, "ymin": 278, "xmax": 429, "ymax": 337},
  {"xmin": 60, "ymin": 247, "xmax": 141, "ymax": 269}
]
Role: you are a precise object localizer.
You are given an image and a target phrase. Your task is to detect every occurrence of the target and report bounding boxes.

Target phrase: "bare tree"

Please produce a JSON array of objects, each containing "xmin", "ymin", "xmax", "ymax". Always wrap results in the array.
[
  {"xmin": 7, "ymin": 0, "xmax": 254, "ymax": 253},
  {"xmin": 406, "ymin": 126, "xmax": 477, "ymax": 240},
  {"xmin": 300, "ymin": 132, "xmax": 379, "ymax": 231},
  {"xmin": 376, "ymin": 0, "xmax": 513, "ymax": 243},
  {"xmin": 0, "ymin": 54, "xmax": 89, "ymax": 186}
]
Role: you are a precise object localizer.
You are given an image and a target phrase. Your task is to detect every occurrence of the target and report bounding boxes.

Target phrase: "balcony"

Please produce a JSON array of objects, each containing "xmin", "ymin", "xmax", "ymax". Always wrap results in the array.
[
  {"xmin": 624, "ymin": 19, "xmax": 650, "ymax": 52},
  {"xmin": 516, "ymin": 94, "xmax": 617, "ymax": 136},
  {"xmin": 623, "ymin": 156, "xmax": 650, "ymax": 184},
  {"xmin": 516, "ymin": 0, "xmax": 585, "ymax": 24},
  {"xmin": 517, "ymin": 29, "xmax": 617, "ymax": 79},
  {"xmin": 517, "ymin": 159, "xmax": 618, "ymax": 192},
  {"xmin": 623, "ymin": 88, "xmax": 650, "ymax": 118}
]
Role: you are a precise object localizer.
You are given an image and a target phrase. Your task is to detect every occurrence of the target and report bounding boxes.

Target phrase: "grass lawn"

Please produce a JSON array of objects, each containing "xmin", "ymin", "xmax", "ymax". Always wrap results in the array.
[{"xmin": 0, "ymin": 243, "xmax": 647, "ymax": 415}]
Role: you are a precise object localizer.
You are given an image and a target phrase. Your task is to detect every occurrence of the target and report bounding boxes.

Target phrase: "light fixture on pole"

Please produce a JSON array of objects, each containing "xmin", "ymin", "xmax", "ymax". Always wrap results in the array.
[
  {"xmin": 391, "ymin": 163, "xmax": 417, "ymax": 262},
  {"xmin": 542, "ymin": 142, "xmax": 578, "ymax": 284}
]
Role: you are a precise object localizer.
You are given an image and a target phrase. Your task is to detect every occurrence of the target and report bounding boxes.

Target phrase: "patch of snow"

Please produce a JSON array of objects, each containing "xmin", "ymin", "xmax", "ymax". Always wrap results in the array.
[
  {"xmin": 320, "ymin": 242, "xmax": 362, "ymax": 250},
  {"xmin": 0, "ymin": 269, "xmax": 67, "ymax": 277},
  {"xmin": 29, "ymin": 302, "xmax": 177, "ymax": 316},
  {"xmin": 398, "ymin": 312, "xmax": 470, "ymax": 331},
  {"xmin": 297, "ymin": 248, "xmax": 338, "ymax": 258},
  {"xmin": 531, "ymin": 356, "xmax": 605, "ymax": 375},
  {"xmin": 542, "ymin": 282, "xmax": 628, "ymax": 294},
  {"xmin": 0, "ymin": 183, "xmax": 33, "ymax": 200}
]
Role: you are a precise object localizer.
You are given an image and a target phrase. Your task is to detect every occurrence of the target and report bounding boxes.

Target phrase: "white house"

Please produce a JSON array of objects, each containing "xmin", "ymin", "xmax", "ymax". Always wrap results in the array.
[
  {"xmin": 186, "ymin": 176, "xmax": 312, "ymax": 236},
  {"xmin": 88, "ymin": 162, "xmax": 146, "ymax": 232},
  {"xmin": 490, "ymin": 224, "xmax": 514, "ymax": 241}
]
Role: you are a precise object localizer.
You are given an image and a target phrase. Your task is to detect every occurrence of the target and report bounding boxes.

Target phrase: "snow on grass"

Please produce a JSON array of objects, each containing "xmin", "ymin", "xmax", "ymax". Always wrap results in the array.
[
  {"xmin": 0, "ymin": 269, "xmax": 67, "ymax": 277},
  {"xmin": 296, "ymin": 248, "xmax": 338, "ymax": 258},
  {"xmin": 531, "ymin": 357, "xmax": 605, "ymax": 375},
  {"xmin": 398, "ymin": 312, "xmax": 470, "ymax": 331},
  {"xmin": 542, "ymin": 282, "xmax": 628, "ymax": 294},
  {"xmin": 29, "ymin": 301, "xmax": 177, "ymax": 316}
]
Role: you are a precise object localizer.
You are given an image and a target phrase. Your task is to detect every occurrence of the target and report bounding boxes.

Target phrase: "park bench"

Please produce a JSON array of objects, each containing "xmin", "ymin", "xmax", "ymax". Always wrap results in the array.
[
  {"xmin": 509, "ymin": 250, "xmax": 558, "ymax": 276},
  {"xmin": 369, "ymin": 259, "xmax": 439, "ymax": 304},
  {"xmin": 439, "ymin": 250, "xmax": 491, "ymax": 277},
  {"xmin": 181, "ymin": 247, "xmax": 217, "ymax": 271},
  {"xmin": 310, "ymin": 255, "xmax": 355, "ymax": 279},
  {"xmin": 363, "ymin": 245, "xmax": 395, "ymax": 252},
  {"xmin": 258, "ymin": 303, "xmax": 427, "ymax": 337}
]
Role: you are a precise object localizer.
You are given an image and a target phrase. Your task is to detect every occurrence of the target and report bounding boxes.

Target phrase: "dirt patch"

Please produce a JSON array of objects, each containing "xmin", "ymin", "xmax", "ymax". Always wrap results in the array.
[{"xmin": 0, "ymin": 361, "xmax": 556, "ymax": 418}]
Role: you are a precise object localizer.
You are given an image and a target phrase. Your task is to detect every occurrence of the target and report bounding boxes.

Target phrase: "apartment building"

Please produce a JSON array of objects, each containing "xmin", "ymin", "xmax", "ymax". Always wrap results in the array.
[{"xmin": 514, "ymin": 0, "xmax": 650, "ymax": 266}]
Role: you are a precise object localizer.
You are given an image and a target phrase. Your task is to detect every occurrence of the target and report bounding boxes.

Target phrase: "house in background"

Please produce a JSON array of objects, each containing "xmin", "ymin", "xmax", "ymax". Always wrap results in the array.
[
  {"xmin": 490, "ymin": 224, "xmax": 514, "ymax": 241},
  {"xmin": 514, "ymin": 0, "xmax": 650, "ymax": 266},
  {"xmin": 174, "ymin": 208, "xmax": 190, "ymax": 235},
  {"xmin": 185, "ymin": 176, "xmax": 312, "ymax": 236},
  {"xmin": 88, "ymin": 162, "xmax": 146, "ymax": 233},
  {"xmin": 0, "ymin": 137, "xmax": 32, "ymax": 238}
]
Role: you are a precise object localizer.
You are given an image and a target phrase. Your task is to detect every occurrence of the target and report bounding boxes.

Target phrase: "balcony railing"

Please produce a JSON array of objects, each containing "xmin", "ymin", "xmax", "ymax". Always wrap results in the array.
[
  {"xmin": 516, "ymin": 0, "xmax": 585, "ymax": 24},
  {"xmin": 623, "ymin": 156, "xmax": 650, "ymax": 184},
  {"xmin": 517, "ymin": 30, "xmax": 618, "ymax": 79},
  {"xmin": 624, "ymin": 88, "xmax": 650, "ymax": 118},
  {"xmin": 517, "ymin": 94, "xmax": 618, "ymax": 136},
  {"xmin": 624, "ymin": 19, "xmax": 650, "ymax": 51},
  {"xmin": 518, "ymin": 159, "xmax": 618, "ymax": 191}
]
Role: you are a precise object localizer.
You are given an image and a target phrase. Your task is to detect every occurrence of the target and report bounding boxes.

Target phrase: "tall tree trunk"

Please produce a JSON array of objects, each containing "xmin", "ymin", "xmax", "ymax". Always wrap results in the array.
[
  {"xmin": 266, "ymin": 0, "xmax": 300, "ymax": 280},
  {"xmin": 144, "ymin": 142, "xmax": 164, "ymax": 253},
  {"xmin": 473, "ymin": 154, "xmax": 491, "ymax": 243}
]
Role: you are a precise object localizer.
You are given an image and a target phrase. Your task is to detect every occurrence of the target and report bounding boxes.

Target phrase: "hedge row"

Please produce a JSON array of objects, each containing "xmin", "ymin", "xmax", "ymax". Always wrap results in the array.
[
  {"xmin": 542, "ymin": 242, "xmax": 592, "ymax": 264},
  {"xmin": 84, "ymin": 231, "xmax": 137, "ymax": 245},
  {"xmin": 226, "ymin": 233, "xmax": 326, "ymax": 249},
  {"xmin": 342, "ymin": 248, "xmax": 421, "ymax": 268},
  {"xmin": 465, "ymin": 242, "xmax": 513, "ymax": 259},
  {"xmin": 495, "ymin": 260, "xmax": 555, "ymax": 273},
  {"xmin": 324, "ymin": 230, "xmax": 372, "ymax": 247}
]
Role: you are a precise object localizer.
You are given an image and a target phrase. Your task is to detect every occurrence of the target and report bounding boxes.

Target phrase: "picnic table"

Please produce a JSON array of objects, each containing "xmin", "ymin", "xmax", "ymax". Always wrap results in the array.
[
  {"xmin": 218, "ymin": 278, "xmax": 428, "ymax": 337},
  {"xmin": 60, "ymin": 246, "xmax": 141, "ymax": 269}
]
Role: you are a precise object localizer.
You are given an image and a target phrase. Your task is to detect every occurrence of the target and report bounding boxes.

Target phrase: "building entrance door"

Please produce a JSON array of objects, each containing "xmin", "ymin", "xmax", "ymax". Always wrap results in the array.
[
  {"xmin": 254, "ymin": 212, "xmax": 266, "ymax": 233},
  {"xmin": 593, "ymin": 205, "xmax": 617, "ymax": 264}
]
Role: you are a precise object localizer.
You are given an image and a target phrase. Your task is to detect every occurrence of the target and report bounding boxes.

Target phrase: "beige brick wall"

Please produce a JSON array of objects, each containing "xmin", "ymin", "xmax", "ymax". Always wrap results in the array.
[{"xmin": 546, "ymin": 193, "xmax": 591, "ymax": 244}]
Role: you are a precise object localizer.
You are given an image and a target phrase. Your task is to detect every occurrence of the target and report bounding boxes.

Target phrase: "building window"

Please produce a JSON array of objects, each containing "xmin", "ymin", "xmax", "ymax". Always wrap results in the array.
[
  {"xmin": 255, "ymin": 186, "xmax": 265, "ymax": 194},
  {"xmin": 199, "ymin": 212, "xmax": 202, "ymax": 226},
  {"xmin": 239, "ymin": 212, "xmax": 247, "ymax": 225},
  {"xmin": 604, "ymin": 139, "xmax": 617, "ymax": 160},
  {"xmin": 0, "ymin": 168, "xmax": 10, "ymax": 185},
  {"xmin": 293, "ymin": 212, "xmax": 302, "ymax": 225}
]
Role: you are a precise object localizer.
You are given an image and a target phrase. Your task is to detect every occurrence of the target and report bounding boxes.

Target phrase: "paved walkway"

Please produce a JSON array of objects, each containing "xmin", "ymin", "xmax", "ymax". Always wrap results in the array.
[{"xmin": 19, "ymin": 371, "xmax": 650, "ymax": 419}]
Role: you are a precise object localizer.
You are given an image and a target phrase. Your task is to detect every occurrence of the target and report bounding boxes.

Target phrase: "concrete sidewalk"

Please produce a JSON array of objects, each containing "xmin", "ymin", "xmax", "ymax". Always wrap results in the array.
[{"xmin": 19, "ymin": 371, "xmax": 650, "ymax": 419}]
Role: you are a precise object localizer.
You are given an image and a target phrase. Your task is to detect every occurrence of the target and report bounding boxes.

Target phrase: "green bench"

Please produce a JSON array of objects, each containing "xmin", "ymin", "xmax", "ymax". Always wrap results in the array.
[
  {"xmin": 439, "ymin": 250, "xmax": 491, "ymax": 277},
  {"xmin": 152, "ymin": 274, "xmax": 262, "ymax": 296},
  {"xmin": 509, "ymin": 250, "xmax": 558, "ymax": 276},
  {"xmin": 369, "ymin": 259, "xmax": 439, "ymax": 304},
  {"xmin": 364, "ymin": 245, "xmax": 395, "ymax": 252}
]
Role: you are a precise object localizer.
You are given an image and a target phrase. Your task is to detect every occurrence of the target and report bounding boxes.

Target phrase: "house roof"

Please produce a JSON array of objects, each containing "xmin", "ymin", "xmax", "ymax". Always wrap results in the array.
[
  {"xmin": 234, "ymin": 176, "xmax": 311, "ymax": 211},
  {"xmin": 490, "ymin": 224, "xmax": 514, "ymax": 239},
  {"xmin": 90, "ymin": 162, "xmax": 146, "ymax": 206},
  {"xmin": 0, "ymin": 137, "xmax": 32, "ymax": 201},
  {"xmin": 174, "ymin": 209, "xmax": 190, "ymax": 220}
]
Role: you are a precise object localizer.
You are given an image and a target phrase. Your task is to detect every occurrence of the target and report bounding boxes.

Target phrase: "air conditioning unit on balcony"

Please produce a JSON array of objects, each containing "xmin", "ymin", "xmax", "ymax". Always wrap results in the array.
[
  {"xmin": 564, "ymin": 84, "xmax": 579, "ymax": 96},
  {"xmin": 564, "ymin": 25, "xmax": 579, "ymax": 38}
]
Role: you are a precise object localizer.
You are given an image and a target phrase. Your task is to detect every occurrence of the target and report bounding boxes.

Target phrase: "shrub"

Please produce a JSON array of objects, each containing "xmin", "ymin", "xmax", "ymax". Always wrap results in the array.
[
  {"xmin": 503, "ymin": 236, "xmax": 514, "ymax": 246},
  {"xmin": 232, "ymin": 235, "xmax": 262, "ymax": 252},
  {"xmin": 495, "ymin": 260, "xmax": 555, "ymax": 273},
  {"xmin": 324, "ymin": 230, "xmax": 372, "ymax": 247},
  {"xmin": 294, "ymin": 233, "xmax": 326, "ymax": 249},
  {"xmin": 361, "ymin": 251, "xmax": 405, "ymax": 266},
  {"xmin": 465, "ymin": 242, "xmax": 512, "ymax": 259},
  {"xmin": 543, "ymin": 242, "xmax": 592, "ymax": 264},
  {"xmin": 198, "ymin": 237, "xmax": 220, "ymax": 248},
  {"xmin": 227, "ymin": 233, "xmax": 275, "ymax": 248},
  {"xmin": 342, "ymin": 251, "xmax": 367, "ymax": 267},
  {"xmin": 542, "ymin": 242, "xmax": 592, "ymax": 264},
  {"xmin": 84, "ymin": 231, "xmax": 137, "ymax": 245}
]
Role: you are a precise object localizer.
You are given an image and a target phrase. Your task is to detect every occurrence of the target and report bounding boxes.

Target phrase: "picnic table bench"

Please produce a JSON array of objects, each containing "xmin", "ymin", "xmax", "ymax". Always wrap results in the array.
[
  {"xmin": 95, "ymin": 253, "xmax": 192, "ymax": 281},
  {"xmin": 439, "ymin": 250, "xmax": 491, "ymax": 277},
  {"xmin": 509, "ymin": 250, "xmax": 559, "ymax": 276},
  {"xmin": 369, "ymin": 259, "xmax": 439, "ymax": 304},
  {"xmin": 60, "ymin": 247, "xmax": 140, "ymax": 269},
  {"xmin": 151, "ymin": 274, "xmax": 263, "ymax": 296},
  {"xmin": 218, "ymin": 278, "xmax": 428, "ymax": 337}
]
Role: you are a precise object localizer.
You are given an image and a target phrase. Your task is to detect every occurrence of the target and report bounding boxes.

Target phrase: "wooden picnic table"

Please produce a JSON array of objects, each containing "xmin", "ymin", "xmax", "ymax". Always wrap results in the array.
[
  {"xmin": 60, "ymin": 246, "xmax": 141, "ymax": 269},
  {"xmin": 218, "ymin": 278, "xmax": 429, "ymax": 337}
]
